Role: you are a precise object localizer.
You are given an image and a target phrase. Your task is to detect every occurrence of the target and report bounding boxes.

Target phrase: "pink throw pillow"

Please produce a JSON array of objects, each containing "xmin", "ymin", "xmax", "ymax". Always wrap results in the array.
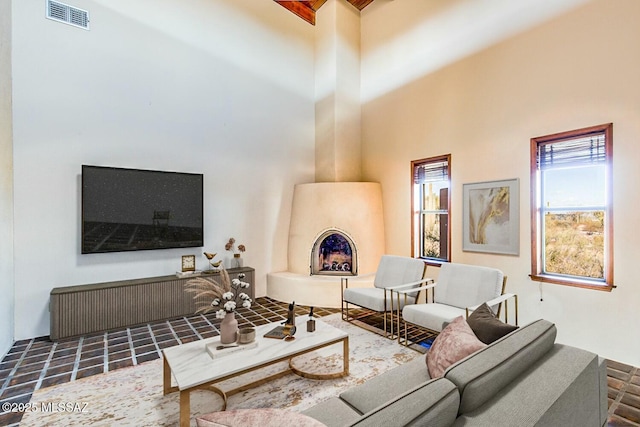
[
  {"xmin": 196, "ymin": 409, "xmax": 326, "ymax": 427},
  {"xmin": 426, "ymin": 316, "xmax": 487, "ymax": 378}
]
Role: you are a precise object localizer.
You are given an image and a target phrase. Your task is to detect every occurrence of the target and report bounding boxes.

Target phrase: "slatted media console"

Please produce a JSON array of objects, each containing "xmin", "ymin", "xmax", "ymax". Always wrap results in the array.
[{"xmin": 49, "ymin": 267, "xmax": 255, "ymax": 340}]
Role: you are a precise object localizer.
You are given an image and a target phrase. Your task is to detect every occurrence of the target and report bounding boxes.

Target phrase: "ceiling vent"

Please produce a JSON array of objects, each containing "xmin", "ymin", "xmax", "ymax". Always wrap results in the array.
[{"xmin": 46, "ymin": 0, "xmax": 90, "ymax": 30}]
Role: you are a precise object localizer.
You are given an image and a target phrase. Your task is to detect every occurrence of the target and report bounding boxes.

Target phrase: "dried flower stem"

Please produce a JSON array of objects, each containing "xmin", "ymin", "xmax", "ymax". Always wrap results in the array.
[{"xmin": 184, "ymin": 268, "xmax": 251, "ymax": 316}]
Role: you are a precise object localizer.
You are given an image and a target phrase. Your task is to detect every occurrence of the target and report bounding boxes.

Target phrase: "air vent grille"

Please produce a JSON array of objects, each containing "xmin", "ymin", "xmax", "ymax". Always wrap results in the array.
[{"xmin": 46, "ymin": 0, "xmax": 89, "ymax": 30}]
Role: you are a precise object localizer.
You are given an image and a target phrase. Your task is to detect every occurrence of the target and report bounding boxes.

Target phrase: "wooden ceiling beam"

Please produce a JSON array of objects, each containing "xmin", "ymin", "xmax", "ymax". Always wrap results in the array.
[
  {"xmin": 347, "ymin": 0, "xmax": 375, "ymax": 11},
  {"xmin": 274, "ymin": 0, "xmax": 372, "ymax": 25},
  {"xmin": 275, "ymin": 1, "xmax": 316, "ymax": 25},
  {"xmin": 310, "ymin": 0, "xmax": 329, "ymax": 10}
]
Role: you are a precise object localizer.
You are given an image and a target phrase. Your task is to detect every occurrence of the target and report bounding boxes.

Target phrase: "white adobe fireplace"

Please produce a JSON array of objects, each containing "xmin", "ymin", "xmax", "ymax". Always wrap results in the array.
[
  {"xmin": 267, "ymin": 182, "xmax": 385, "ymax": 308},
  {"xmin": 267, "ymin": 0, "xmax": 384, "ymax": 307}
]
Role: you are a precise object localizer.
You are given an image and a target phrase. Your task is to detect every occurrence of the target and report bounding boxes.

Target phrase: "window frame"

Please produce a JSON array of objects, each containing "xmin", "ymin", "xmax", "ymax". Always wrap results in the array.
[
  {"xmin": 529, "ymin": 123, "xmax": 614, "ymax": 291},
  {"xmin": 411, "ymin": 154, "xmax": 451, "ymax": 264}
]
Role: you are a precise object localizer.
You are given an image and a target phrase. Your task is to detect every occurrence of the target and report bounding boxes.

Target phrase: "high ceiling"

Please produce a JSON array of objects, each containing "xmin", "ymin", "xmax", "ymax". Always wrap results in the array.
[{"xmin": 274, "ymin": 0, "xmax": 375, "ymax": 25}]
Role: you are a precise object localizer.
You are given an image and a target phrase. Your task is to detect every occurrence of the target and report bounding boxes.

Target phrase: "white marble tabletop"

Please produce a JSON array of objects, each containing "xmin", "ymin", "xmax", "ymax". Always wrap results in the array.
[{"xmin": 163, "ymin": 317, "xmax": 348, "ymax": 390}]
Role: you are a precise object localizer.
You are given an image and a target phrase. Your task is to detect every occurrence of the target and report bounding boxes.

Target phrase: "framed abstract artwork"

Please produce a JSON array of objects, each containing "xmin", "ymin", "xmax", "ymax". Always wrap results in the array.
[{"xmin": 462, "ymin": 178, "xmax": 519, "ymax": 255}]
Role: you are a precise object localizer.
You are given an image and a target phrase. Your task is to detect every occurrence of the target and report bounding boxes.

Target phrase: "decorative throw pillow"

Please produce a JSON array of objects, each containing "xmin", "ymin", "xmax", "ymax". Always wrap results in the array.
[
  {"xmin": 196, "ymin": 409, "xmax": 326, "ymax": 427},
  {"xmin": 467, "ymin": 303, "xmax": 519, "ymax": 344},
  {"xmin": 426, "ymin": 316, "xmax": 486, "ymax": 378}
]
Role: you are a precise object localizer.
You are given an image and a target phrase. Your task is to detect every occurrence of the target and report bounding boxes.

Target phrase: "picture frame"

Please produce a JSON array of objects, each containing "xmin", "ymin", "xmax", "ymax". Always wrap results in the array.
[{"xmin": 462, "ymin": 178, "xmax": 519, "ymax": 255}]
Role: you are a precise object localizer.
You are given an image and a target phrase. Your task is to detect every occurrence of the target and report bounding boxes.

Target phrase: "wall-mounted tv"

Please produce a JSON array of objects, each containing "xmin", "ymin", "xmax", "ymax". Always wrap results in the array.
[{"xmin": 82, "ymin": 165, "xmax": 204, "ymax": 254}]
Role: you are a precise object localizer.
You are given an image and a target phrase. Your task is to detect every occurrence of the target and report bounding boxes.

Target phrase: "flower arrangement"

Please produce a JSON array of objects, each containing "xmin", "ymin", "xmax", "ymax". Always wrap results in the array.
[
  {"xmin": 184, "ymin": 268, "xmax": 252, "ymax": 318},
  {"xmin": 225, "ymin": 237, "xmax": 246, "ymax": 255}
]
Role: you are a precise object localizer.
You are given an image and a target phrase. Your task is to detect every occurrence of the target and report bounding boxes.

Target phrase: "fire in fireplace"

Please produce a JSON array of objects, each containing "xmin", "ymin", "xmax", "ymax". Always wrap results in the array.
[{"xmin": 311, "ymin": 230, "xmax": 357, "ymax": 276}]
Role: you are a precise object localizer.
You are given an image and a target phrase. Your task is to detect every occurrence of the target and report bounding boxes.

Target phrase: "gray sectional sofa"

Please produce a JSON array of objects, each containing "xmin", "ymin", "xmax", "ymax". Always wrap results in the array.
[{"xmin": 302, "ymin": 319, "xmax": 608, "ymax": 427}]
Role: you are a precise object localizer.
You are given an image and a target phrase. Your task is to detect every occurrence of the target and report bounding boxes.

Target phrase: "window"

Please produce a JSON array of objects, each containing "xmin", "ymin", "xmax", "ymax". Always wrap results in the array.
[
  {"xmin": 530, "ymin": 123, "xmax": 613, "ymax": 290},
  {"xmin": 412, "ymin": 155, "xmax": 451, "ymax": 262}
]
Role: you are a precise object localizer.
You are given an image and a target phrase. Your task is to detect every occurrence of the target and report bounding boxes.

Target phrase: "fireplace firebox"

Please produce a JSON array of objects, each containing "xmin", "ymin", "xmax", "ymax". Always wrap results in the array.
[{"xmin": 311, "ymin": 230, "xmax": 357, "ymax": 276}]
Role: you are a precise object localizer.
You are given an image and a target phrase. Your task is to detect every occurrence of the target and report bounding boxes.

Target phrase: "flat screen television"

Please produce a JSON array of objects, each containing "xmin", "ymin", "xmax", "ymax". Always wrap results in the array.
[{"xmin": 82, "ymin": 165, "xmax": 204, "ymax": 254}]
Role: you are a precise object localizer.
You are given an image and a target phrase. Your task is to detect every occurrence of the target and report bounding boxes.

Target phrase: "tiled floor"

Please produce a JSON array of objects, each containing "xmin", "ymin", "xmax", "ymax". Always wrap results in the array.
[
  {"xmin": 0, "ymin": 297, "xmax": 638, "ymax": 426},
  {"xmin": 607, "ymin": 360, "xmax": 640, "ymax": 426},
  {"xmin": 0, "ymin": 297, "xmax": 338, "ymax": 426}
]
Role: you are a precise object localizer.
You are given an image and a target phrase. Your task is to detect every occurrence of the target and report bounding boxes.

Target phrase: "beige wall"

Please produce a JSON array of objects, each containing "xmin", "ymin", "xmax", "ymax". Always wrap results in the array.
[
  {"xmin": 361, "ymin": 0, "xmax": 640, "ymax": 366},
  {"xmin": 315, "ymin": 0, "xmax": 362, "ymax": 182},
  {"xmin": 0, "ymin": 0, "xmax": 14, "ymax": 358}
]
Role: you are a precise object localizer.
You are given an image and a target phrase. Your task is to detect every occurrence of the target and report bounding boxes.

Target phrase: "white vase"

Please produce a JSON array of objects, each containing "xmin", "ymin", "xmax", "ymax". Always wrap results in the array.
[
  {"xmin": 219, "ymin": 312, "xmax": 238, "ymax": 345},
  {"xmin": 231, "ymin": 254, "xmax": 243, "ymax": 268},
  {"xmin": 226, "ymin": 254, "xmax": 243, "ymax": 269}
]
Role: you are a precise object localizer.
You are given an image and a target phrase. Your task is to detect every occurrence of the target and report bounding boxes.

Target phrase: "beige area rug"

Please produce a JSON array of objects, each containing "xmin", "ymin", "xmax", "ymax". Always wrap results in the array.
[{"xmin": 22, "ymin": 314, "xmax": 422, "ymax": 426}]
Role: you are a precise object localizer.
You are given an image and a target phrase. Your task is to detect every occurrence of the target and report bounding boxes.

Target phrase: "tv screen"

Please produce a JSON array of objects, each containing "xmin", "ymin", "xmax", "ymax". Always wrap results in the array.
[{"xmin": 82, "ymin": 165, "xmax": 204, "ymax": 254}]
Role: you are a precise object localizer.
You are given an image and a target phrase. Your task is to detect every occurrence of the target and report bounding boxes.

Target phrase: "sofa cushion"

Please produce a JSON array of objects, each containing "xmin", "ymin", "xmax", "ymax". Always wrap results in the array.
[
  {"xmin": 445, "ymin": 319, "xmax": 557, "ymax": 415},
  {"xmin": 466, "ymin": 303, "xmax": 518, "ymax": 344},
  {"xmin": 373, "ymin": 255, "xmax": 426, "ymax": 292},
  {"xmin": 343, "ymin": 287, "xmax": 416, "ymax": 312},
  {"xmin": 350, "ymin": 377, "xmax": 460, "ymax": 427},
  {"xmin": 339, "ymin": 356, "xmax": 430, "ymax": 414},
  {"xmin": 427, "ymin": 316, "xmax": 487, "ymax": 378},
  {"xmin": 452, "ymin": 344, "xmax": 602, "ymax": 427},
  {"xmin": 402, "ymin": 303, "xmax": 464, "ymax": 332},
  {"xmin": 434, "ymin": 263, "xmax": 503, "ymax": 310},
  {"xmin": 301, "ymin": 397, "xmax": 361, "ymax": 427}
]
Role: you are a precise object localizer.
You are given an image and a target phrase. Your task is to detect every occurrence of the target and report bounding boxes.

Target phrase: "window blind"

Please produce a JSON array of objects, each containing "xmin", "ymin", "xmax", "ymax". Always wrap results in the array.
[
  {"xmin": 538, "ymin": 133, "xmax": 606, "ymax": 170},
  {"xmin": 414, "ymin": 160, "xmax": 448, "ymax": 184}
]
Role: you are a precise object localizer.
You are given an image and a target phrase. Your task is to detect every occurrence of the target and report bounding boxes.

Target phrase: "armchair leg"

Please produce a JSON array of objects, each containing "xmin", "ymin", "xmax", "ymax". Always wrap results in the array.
[
  {"xmin": 402, "ymin": 322, "xmax": 407, "ymax": 346},
  {"xmin": 383, "ymin": 292, "xmax": 391, "ymax": 339},
  {"xmin": 398, "ymin": 307, "xmax": 410, "ymax": 346},
  {"xmin": 396, "ymin": 292, "xmax": 405, "ymax": 345},
  {"xmin": 340, "ymin": 280, "xmax": 407, "ymax": 340},
  {"xmin": 396, "ymin": 292, "xmax": 414, "ymax": 346},
  {"xmin": 503, "ymin": 294, "xmax": 519, "ymax": 326},
  {"xmin": 383, "ymin": 307, "xmax": 388, "ymax": 338},
  {"xmin": 398, "ymin": 317, "xmax": 411, "ymax": 347},
  {"xmin": 387, "ymin": 311, "xmax": 396, "ymax": 340},
  {"xmin": 341, "ymin": 278, "xmax": 345, "ymax": 321},
  {"xmin": 382, "ymin": 290, "xmax": 396, "ymax": 340},
  {"xmin": 341, "ymin": 277, "xmax": 351, "ymax": 323}
]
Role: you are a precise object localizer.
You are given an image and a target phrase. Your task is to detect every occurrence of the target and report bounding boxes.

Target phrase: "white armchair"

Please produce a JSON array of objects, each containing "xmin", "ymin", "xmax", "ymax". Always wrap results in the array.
[
  {"xmin": 342, "ymin": 255, "xmax": 429, "ymax": 338},
  {"xmin": 398, "ymin": 262, "xmax": 516, "ymax": 344}
]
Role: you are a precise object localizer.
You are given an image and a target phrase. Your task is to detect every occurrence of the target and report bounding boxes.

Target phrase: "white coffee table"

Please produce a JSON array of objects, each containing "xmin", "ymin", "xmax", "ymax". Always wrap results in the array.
[{"xmin": 162, "ymin": 317, "xmax": 349, "ymax": 427}]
